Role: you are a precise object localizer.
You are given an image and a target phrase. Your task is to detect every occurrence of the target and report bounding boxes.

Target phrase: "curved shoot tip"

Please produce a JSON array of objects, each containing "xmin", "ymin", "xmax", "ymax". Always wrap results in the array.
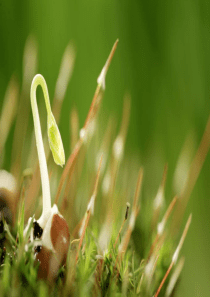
[{"xmin": 47, "ymin": 113, "xmax": 65, "ymax": 167}]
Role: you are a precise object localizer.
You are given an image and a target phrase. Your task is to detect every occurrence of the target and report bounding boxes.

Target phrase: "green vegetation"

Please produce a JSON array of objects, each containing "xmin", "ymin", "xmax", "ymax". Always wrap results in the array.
[{"xmin": 0, "ymin": 39, "xmax": 208, "ymax": 296}]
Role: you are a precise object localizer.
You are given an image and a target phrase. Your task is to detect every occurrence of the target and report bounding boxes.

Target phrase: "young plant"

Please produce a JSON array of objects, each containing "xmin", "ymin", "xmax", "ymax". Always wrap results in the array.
[{"xmin": 24, "ymin": 74, "xmax": 70, "ymax": 280}]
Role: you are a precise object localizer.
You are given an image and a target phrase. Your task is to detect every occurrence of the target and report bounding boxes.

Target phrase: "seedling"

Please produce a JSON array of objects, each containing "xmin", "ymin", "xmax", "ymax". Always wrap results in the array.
[{"xmin": 24, "ymin": 74, "xmax": 69, "ymax": 279}]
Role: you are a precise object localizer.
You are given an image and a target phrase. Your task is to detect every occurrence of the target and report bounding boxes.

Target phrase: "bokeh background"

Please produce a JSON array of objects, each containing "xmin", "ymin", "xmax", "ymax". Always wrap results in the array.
[{"xmin": 0, "ymin": 0, "xmax": 210, "ymax": 295}]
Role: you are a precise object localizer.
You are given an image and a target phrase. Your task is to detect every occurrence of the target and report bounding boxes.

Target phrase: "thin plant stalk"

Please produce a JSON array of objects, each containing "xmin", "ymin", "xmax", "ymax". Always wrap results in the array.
[
  {"xmin": 152, "ymin": 164, "xmax": 168, "ymax": 230},
  {"xmin": 172, "ymin": 115, "xmax": 210, "ymax": 233},
  {"xmin": 55, "ymin": 40, "xmax": 119, "ymax": 205},
  {"xmin": 11, "ymin": 35, "xmax": 37, "ymax": 178},
  {"xmin": 165, "ymin": 257, "xmax": 185, "ymax": 297},
  {"xmin": 154, "ymin": 214, "xmax": 192, "ymax": 297},
  {"xmin": 147, "ymin": 196, "xmax": 177, "ymax": 261},
  {"xmin": 0, "ymin": 76, "xmax": 19, "ymax": 156},
  {"xmin": 75, "ymin": 155, "xmax": 103, "ymax": 262}
]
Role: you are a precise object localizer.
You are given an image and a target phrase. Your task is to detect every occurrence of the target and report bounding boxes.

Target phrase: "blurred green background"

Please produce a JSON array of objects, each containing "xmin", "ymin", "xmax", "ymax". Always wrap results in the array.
[{"xmin": 0, "ymin": 0, "xmax": 210, "ymax": 295}]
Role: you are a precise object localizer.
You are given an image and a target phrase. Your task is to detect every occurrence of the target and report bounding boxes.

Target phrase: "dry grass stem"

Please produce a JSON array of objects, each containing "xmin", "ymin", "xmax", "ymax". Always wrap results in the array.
[
  {"xmin": 147, "ymin": 196, "xmax": 177, "ymax": 261},
  {"xmin": 173, "ymin": 116, "xmax": 210, "ymax": 232},
  {"xmin": 165, "ymin": 257, "xmax": 185, "ymax": 297},
  {"xmin": 11, "ymin": 35, "xmax": 38, "ymax": 178},
  {"xmin": 75, "ymin": 155, "xmax": 103, "ymax": 262},
  {"xmin": 55, "ymin": 41, "xmax": 118, "ymax": 205},
  {"xmin": 154, "ymin": 214, "xmax": 192, "ymax": 297},
  {"xmin": 0, "ymin": 76, "xmax": 19, "ymax": 156}
]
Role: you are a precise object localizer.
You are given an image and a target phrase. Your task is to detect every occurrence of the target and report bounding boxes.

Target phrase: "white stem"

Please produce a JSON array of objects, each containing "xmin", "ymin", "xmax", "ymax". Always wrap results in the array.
[{"xmin": 30, "ymin": 74, "xmax": 52, "ymax": 228}]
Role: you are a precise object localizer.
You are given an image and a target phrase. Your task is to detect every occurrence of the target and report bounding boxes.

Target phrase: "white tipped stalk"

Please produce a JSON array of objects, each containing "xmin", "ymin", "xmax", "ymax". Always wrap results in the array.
[
  {"xmin": 145, "ymin": 254, "xmax": 159, "ymax": 290},
  {"xmin": 153, "ymin": 187, "xmax": 164, "ymax": 211},
  {"xmin": 157, "ymin": 220, "xmax": 165, "ymax": 236},
  {"xmin": 95, "ymin": 150, "xmax": 107, "ymax": 173},
  {"xmin": 173, "ymin": 134, "xmax": 194, "ymax": 195},
  {"xmin": 97, "ymin": 67, "xmax": 106, "ymax": 90},
  {"xmin": 97, "ymin": 39, "xmax": 119, "ymax": 90},
  {"xmin": 113, "ymin": 135, "xmax": 124, "ymax": 161},
  {"xmin": 79, "ymin": 128, "xmax": 87, "ymax": 142},
  {"xmin": 153, "ymin": 165, "xmax": 167, "ymax": 212},
  {"xmin": 148, "ymin": 195, "xmax": 177, "ymax": 262},
  {"xmin": 157, "ymin": 196, "xmax": 177, "ymax": 236},
  {"xmin": 87, "ymin": 194, "xmax": 96, "ymax": 215},
  {"xmin": 79, "ymin": 119, "xmax": 96, "ymax": 145},
  {"xmin": 146, "ymin": 255, "xmax": 160, "ymax": 293},
  {"xmin": 112, "ymin": 96, "xmax": 130, "ymax": 163},
  {"xmin": 102, "ymin": 171, "xmax": 111, "ymax": 196},
  {"xmin": 165, "ymin": 257, "xmax": 185, "ymax": 297},
  {"xmin": 129, "ymin": 211, "xmax": 136, "ymax": 231},
  {"xmin": 79, "ymin": 193, "xmax": 96, "ymax": 237},
  {"xmin": 154, "ymin": 214, "xmax": 192, "ymax": 297},
  {"xmin": 76, "ymin": 155, "xmax": 103, "ymax": 260},
  {"xmin": 78, "ymin": 216, "xmax": 86, "ymax": 238},
  {"xmin": 172, "ymin": 214, "xmax": 192, "ymax": 264},
  {"xmin": 152, "ymin": 165, "xmax": 168, "ymax": 233},
  {"xmin": 30, "ymin": 74, "xmax": 65, "ymax": 227},
  {"xmin": 145, "ymin": 254, "xmax": 156, "ymax": 279}
]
